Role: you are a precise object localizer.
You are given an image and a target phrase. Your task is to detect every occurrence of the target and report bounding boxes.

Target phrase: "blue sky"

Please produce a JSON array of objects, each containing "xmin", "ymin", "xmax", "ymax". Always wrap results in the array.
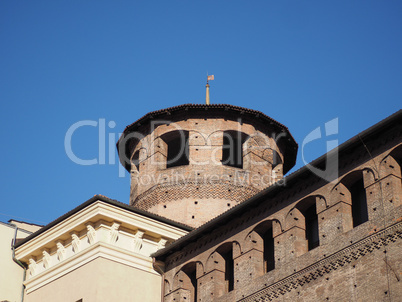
[{"xmin": 0, "ymin": 1, "xmax": 401, "ymax": 225}]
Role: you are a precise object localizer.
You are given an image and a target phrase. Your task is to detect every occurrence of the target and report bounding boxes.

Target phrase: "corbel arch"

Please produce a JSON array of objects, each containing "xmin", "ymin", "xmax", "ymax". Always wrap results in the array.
[
  {"xmin": 172, "ymin": 261, "xmax": 203, "ymax": 302},
  {"xmin": 334, "ymin": 170, "xmax": 369, "ymax": 227},
  {"xmin": 380, "ymin": 144, "xmax": 402, "ymax": 178},
  {"xmin": 205, "ymin": 241, "xmax": 237, "ymax": 293},
  {"xmin": 245, "ymin": 220, "xmax": 275, "ymax": 273},
  {"xmin": 285, "ymin": 195, "xmax": 320, "ymax": 251}
]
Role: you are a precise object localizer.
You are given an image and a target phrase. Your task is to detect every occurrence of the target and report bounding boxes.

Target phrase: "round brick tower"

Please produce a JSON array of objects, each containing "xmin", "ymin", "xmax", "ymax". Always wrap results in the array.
[{"xmin": 117, "ymin": 104, "xmax": 297, "ymax": 227}]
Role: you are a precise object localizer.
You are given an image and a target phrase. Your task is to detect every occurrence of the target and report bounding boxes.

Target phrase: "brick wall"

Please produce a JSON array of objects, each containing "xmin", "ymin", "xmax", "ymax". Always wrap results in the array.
[
  {"xmin": 160, "ymin": 125, "xmax": 402, "ymax": 301},
  {"xmin": 127, "ymin": 114, "xmax": 290, "ymax": 227}
]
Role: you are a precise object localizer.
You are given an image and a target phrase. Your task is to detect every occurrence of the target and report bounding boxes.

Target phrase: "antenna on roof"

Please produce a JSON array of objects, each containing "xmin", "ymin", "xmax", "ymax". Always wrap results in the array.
[{"xmin": 206, "ymin": 74, "xmax": 214, "ymax": 105}]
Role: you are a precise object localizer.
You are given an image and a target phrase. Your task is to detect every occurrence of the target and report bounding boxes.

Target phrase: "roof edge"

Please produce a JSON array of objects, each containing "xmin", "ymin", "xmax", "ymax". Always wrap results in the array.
[{"xmin": 15, "ymin": 194, "xmax": 194, "ymax": 249}]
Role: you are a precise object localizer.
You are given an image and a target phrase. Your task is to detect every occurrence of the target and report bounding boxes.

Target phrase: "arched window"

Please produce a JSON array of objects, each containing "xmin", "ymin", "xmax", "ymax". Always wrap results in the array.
[
  {"xmin": 342, "ymin": 171, "xmax": 368, "ymax": 227},
  {"xmin": 297, "ymin": 197, "xmax": 320, "ymax": 250},
  {"xmin": 253, "ymin": 221, "xmax": 275, "ymax": 273},
  {"xmin": 162, "ymin": 130, "xmax": 189, "ymax": 169},
  {"xmin": 305, "ymin": 203, "xmax": 319, "ymax": 250},
  {"xmin": 216, "ymin": 243, "xmax": 234, "ymax": 293},
  {"xmin": 350, "ymin": 178, "xmax": 368, "ymax": 227},
  {"xmin": 180, "ymin": 262, "xmax": 198, "ymax": 302},
  {"xmin": 222, "ymin": 131, "xmax": 247, "ymax": 169}
]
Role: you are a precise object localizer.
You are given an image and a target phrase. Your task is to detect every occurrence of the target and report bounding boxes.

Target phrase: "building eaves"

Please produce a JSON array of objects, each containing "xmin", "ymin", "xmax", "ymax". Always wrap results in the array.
[
  {"xmin": 0, "ymin": 221, "xmax": 33, "ymax": 235},
  {"xmin": 122, "ymin": 104, "xmax": 293, "ymax": 136},
  {"xmin": 14, "ymin": 194, "xmax": 194, "ymax": 249},
  {"xmin": 8, "ymin": 219, "xmax": 44, "ymax": 228},
  {"xmin": 152, "ymin": 109, "xmax": 402, "ymax": 260}
]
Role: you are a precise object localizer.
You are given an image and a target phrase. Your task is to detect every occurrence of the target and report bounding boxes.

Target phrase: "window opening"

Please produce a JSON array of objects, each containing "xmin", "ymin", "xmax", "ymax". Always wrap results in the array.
[
  {"xmin": 263, "ymin": 227, "xmax": 275, "ymax": 272},
  {"xmin": 222, "ymin": 131, "xmax": 246, "ymax": 169},
  {"xmin": 350, "ymin": 177, "xmax": 368, "ymax": 227},
  {"xmin": 254, "ymin": 221, "xmax": 275, "ymax": 273},
  {"xmin": 222, "ymin": 250, "xmax": 234, "ymax": 292},
  {"xmin": 181, "ymin": 262, "xmax": 197, "ymax": 302},
  {"xmin": 165, "ymin": 131, "xmax": 189, "ymax": 168},
  {"xmin": 216, "ymin": 243, "xmax": 234, "ymax": 293},
  {"xmin": 304, "ymin": 203, "xmax": 319, "ymax": 250}
]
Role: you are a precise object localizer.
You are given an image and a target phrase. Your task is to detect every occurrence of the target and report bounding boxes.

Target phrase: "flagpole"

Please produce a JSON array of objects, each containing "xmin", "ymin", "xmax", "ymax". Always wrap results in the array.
[
  {"xmin": 206, "ymin": 74, "xmax": 213, "ymax": 105},
  {"xmin": 206, "ymin": 80, "xmax": 210, "ymax": 105}
]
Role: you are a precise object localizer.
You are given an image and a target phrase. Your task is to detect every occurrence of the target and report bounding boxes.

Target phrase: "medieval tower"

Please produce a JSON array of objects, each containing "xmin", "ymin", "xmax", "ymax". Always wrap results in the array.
[{"xmin": 117, "ymin": 104, "xmax": 298, "ymax": 227}]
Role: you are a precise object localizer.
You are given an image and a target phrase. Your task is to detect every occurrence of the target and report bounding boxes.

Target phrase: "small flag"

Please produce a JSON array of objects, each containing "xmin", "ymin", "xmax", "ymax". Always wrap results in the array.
[{"xmin": 207, "ymin": 75, "xmax": 214, "ymax": 81}]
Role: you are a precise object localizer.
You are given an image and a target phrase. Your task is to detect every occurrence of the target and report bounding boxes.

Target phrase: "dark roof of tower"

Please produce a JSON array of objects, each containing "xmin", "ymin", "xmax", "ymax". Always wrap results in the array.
[{"xmin": 117, "ymin": 103, "xmax": 298, "ymax": 173}]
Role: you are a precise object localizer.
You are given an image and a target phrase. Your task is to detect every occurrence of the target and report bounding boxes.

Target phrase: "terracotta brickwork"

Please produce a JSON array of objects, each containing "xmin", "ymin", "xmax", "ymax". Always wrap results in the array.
[
  {"xmin": 155, "ymin": 113, "xmax": 402, "ymax": 302},
  {"xmin": 118, "ymin": 105, "xmax": 297, "ymax": 227}
]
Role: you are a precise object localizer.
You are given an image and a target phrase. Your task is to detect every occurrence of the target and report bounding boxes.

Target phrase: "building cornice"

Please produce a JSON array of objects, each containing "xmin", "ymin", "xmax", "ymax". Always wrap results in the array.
[{"xmin": 15, "ymin": 195, "xmax": 192, "ymax": 249}]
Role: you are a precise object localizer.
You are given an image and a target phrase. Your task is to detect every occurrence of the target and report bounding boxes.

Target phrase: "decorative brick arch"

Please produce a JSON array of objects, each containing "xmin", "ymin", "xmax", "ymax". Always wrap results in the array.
[
  {"xmin": 244, "ymin": 220, "xmax": 276, "ymax": 275},
  {"xmin": 189, "ymin": 130, "xmax": 207, "ymax": 146},
  {"xmin": 206, "ymin": 129, "xmax": 224, "ymax": 146},
  {"xmin": 284, "ymin": 206, "xmax": 306, "ymax": 231},
  {"xmin": 206, "ymin": 241, "xmax": 241, "ymax": 272},
  {"xmin": 332, "ymin": 169, "xmax": 371, "ymax": 229},
  {"xmin": 172, "ymin": 261, "xmax": 204, "ymax": 296},
  {"xmin": 380, "ymin": 143, "xmax": 402, "ymax": 178}
]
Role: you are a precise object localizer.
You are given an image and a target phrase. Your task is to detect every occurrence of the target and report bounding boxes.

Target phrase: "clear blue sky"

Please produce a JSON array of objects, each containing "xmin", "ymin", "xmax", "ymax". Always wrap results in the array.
[{"xmin": 0, "ymin": 1, "xmax": 401, "ymax": 225}]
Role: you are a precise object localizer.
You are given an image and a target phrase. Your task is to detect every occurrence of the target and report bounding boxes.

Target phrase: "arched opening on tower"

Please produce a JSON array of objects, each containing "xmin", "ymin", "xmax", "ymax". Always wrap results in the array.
[
  {"xmin": 162, "ymin": 130, "xmax": 189, "ymax": 169},
  {"xmin": 253, "ymin": 220, "xmax": 275, "ymax": 273},
  {"xmin": 216, "ymin": 243, "xmax": 234, "ymax": 293},
  {"xmin": 222, "ymin": 131, "xmax": 248, "ymax": 169},
  {"xmin": 341, "ymin": 171, "xmax": 369, "ymax": 228},
  {"xmin": 180, "ymin": 262, "xmax": 198, "ymax": 302},
  {"xmin": 296, "ymin": 196, "xmax": 320, "ymax": 250}
]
